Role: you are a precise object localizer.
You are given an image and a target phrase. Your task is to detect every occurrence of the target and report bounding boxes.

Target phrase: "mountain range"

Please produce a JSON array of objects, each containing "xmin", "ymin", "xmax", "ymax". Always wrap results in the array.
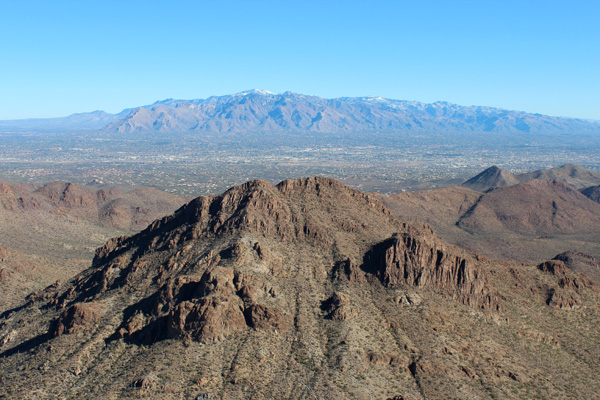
[
  {"xmin": 1, "ymin": 90, "xmax": 599, "ymax": 136},
  {"xmin": 2, "ymin": 177, "xmax": 600, "ymax": 399}
]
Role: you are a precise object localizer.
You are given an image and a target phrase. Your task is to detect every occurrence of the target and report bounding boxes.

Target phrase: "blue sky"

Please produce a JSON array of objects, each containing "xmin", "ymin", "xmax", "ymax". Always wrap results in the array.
[{"xmin": 0, "ymin": 0, "xmax": 598, "ymax": 120}]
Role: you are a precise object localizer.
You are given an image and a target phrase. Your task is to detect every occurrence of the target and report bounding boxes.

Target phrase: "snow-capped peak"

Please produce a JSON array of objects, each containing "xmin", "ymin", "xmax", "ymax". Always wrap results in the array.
[{"xmin": 234, "ymin": 89, "xmax": 275, "ymax": 96}]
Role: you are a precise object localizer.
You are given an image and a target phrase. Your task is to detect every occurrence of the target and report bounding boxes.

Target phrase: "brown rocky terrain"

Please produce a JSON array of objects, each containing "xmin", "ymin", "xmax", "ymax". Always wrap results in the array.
[
  {"xmin": 0, "ymin": 178, "xmax": 185, "ymax": 311},
  {"xmin": 1, "ymin": 180, "xmax": 186, "ymax": 231},
  {"xmin": 1, "ymin": 177, "xmax": 599, "ymax": 399},
  {"xmin": 0, "ymin": 245, "xmax": 85, "ymax": 312}
]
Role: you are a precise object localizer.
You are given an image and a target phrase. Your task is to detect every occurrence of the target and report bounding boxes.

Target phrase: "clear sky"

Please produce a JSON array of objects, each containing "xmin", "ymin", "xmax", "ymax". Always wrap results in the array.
[{"xmin": 0, "ymin": 0, "xmax": 598, "ymax": 120}]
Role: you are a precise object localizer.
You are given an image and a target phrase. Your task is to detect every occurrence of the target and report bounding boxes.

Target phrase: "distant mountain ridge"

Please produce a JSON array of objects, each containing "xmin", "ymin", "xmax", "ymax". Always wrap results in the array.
[
  {"xmin": 0, "ymin": 110, "xmax": 124, "ymax": 132},
  {"xmin": 1, "ymin": 89, "xmax": 599, "ymax": 135}
]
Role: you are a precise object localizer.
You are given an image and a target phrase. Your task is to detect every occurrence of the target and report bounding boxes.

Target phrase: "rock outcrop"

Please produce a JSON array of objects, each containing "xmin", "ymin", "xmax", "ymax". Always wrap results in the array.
[
  {"xmin": 322, "ymin": 292, "xmax": 357, "ymax": 321},
  {"xmin": 364, "ymin": 230, "xmax": 500, "ymax": 310},
  {"xmin": 50, "ymin": 302, "xmax": 104, "ymax": 337},
  {"xmin": 552, "ymin": 251, "xmax": 600, "ymax": 284},
  {"xmin": 537, "ymin": 260, "xmax": 594, "ymax": 309}
]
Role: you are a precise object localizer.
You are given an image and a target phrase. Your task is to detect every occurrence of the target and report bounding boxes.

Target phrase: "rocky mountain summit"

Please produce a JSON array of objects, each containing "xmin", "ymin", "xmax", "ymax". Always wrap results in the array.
[{"xmin": 1, "ymin": 177, "xmax": 599, "ymax": 399}]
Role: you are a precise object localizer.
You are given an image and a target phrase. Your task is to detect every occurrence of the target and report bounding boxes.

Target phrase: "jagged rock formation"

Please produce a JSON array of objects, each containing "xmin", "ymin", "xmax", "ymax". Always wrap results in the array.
[
  {"xmin": 364, "ymin": 231, "xmax": 500, "ymax": 310},
  {"xmin": 44, "ymin": 178, "xmax": 495, "ymax": 346},
  {"xmin": 50, "ymin": 302, "xmax": 105, "ymax": 337},
  {"xmin": 1, "ymin": 178, "xmax": 599, "ymax": 399}
]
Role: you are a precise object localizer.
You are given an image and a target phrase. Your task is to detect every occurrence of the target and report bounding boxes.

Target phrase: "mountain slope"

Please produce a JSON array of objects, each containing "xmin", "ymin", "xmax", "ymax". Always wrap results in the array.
[
  {"xmin": 0, "ymin": 245, "xmax": 85, "ymax": 312},
  {"xmin": 1, "ymin": 178, "xmax": 599, "ymax": 399},
  {"xmin": 582, "ymin": 184, "xmax": 600, "ymax": 203},
  {"xmin": 457, "ymin": 179, "xmax": 600, "ymax": 234},
  {"xmin": 518, "ymin": 164, "xmax": 600, "ymax": 190},
  {"xmin": 1, "ymin": 179, "xmax": 186, "ymax": 232},
  {"xmin": 0, "ymin": 110, "xmax": 122, "ymax": 132},
  {"xmin": 552, "ymin": 251, "xmax": 600, "ymax": 284}
]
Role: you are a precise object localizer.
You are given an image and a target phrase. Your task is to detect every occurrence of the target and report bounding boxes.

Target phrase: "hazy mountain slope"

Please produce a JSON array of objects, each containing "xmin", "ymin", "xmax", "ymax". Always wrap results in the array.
[
  {"xmin": 461, "ymin": 165, "xmax": 520, "ymax": 191},
  {"xmin": 0, "ymin": 111, "xmax": 122, "ymax": 132},
  {"xmin": 461, "ymin": 164, "xmax": 600, "ymax": 192},
  {"xmin": 1, "ymin": 178, "xmax": 599, "ymax": 399}
]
